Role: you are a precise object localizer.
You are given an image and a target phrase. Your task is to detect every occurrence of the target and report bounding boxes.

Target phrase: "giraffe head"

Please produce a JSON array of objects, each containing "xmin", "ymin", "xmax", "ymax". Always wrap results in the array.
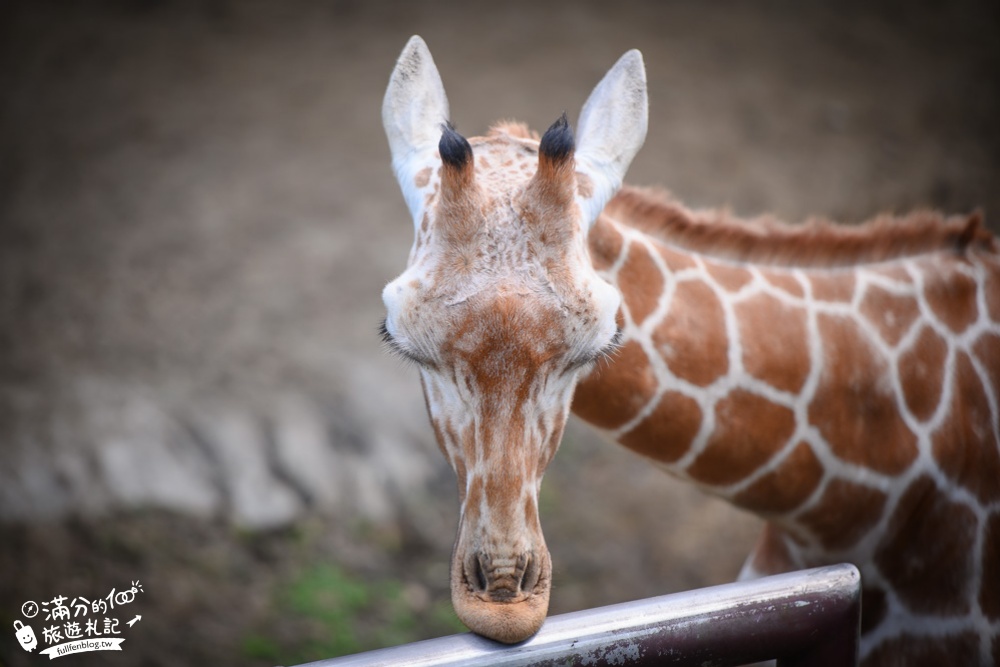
[{"xmin": 381, "ymin": 36, "xmax": 647, "ymax": 643}]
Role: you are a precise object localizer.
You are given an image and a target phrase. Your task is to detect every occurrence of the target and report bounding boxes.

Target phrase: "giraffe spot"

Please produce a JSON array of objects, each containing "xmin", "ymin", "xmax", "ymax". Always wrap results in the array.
[
  {"xmin": 932, "ymin": 351, "xmax": 1000, "ymax": 504},
  {"xmin": 735, "ymin": 292, "xmax": 810, "ymax": 393},
  {"xmin": 796, "ymin": 478, "xmax": 887, "ymax": 550},
  {"xmin": 618, "ymin": 242, "xmax": 664, "ymax": 325},
  {"xmin": 809, "ymin": 314, "xmax": 918, "ymax": 475},
  {"xmin": 619, "ymin": 391, "xmax": 702, "ymax": 463},
  {"xmin": 874, "ymin": 475, "xmax": 976, "ymax": 615},
  {"xmin": 747, "ymin": 523, "xmax": 795, "ymax": 576},
  {"xmin": 872, "ymin": 263, "xmax": 913, "ymax": 284},
  {"xmin": 898, "ymin": 325, "xmax": 948, "ymax": 422},
  {"xmin": 733, "ymin": 441, "xmax": 823, "ymax": 514},
  {"xmin": 573, "ymin": 340, "xmax": 656, "ymax": 430},
  {"xmin": 658, "ymin": 244, "xmax": 697, "ymax": 272},
  {"xmin": 981, "ymin": 511, "xmax": 1000, "ymax": 621},
  {"xmin": 859, "ymin": 585, "xmax": 888, "ymax": 636},
  {"xmin": 924, "ymin": 266, "xmax": 978, "ymax": 333},
  {"xmin": 705, "ymin": 260, "xmax": 753, "ymax": 292},
  {"xmin": 809, "ymin": 271, "xmax": 855, "ymax": 302},
  {"xmin": 862, "ymin": 632, "xmax": 980, "ymax": 667},
  {"xmin": 686, "ymin": 390, "xmax": 795, "ymax": 486},
  {"xmin": 414, "ymin": 166, "xmax": 432, "ymax": 188},
  {"xmin": 973, "ymin": 331, "xmax": 1000, "ymax": 397},
  {"xmin": 524, "ymin": 493, "xmax": 539, "ymax": 532},
  {"xmin": 587, "ymin": 219, "xmax": 624, "ymax": 272},
  {"xmin": 465, "ymin": 475, "xmax": 484, "ymax": 518},
  {"xmin": 859, "ymin": 284, "xmax": 921, "ymax": 348},
  {"xmin": 983, "ymin": 258, "xmax": 1000, "ymax": 322},
  {"xmin": 576, "ymin": 172, "xmax": 594, "ymax": 198},
  {"xmin": 653, "ymin": 280, "xmax": 729, "ymax": 387},
  {"xmin": 761, "ymin": 270, "xmax": 804, "ymax": 298}
]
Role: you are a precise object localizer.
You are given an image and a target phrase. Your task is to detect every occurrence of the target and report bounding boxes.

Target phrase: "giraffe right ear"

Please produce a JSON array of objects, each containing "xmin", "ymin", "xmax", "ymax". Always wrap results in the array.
[
  {"xmin": 574, "ymin": 50, "xmax": 648, "ymax": 227},
  {"xmin": 383, "ymin": 35, "xmax": 451, "ymax": 223}
]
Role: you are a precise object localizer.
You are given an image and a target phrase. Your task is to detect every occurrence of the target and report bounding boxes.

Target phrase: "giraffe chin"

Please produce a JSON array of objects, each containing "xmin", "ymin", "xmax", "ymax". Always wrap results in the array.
[{"xmin": 449, "ymin": 553, "xmax": 552, "ymax": 644}]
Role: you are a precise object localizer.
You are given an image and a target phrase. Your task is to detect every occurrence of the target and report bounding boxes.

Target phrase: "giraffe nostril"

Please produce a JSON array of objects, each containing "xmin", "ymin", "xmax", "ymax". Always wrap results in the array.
[
  {"xmin": 464, "ymin": 553, "xmax": 488, "ymax": 593},
  {"xmin": 521, "ymin": 553, "xmax": 540, "ymax": 593}
]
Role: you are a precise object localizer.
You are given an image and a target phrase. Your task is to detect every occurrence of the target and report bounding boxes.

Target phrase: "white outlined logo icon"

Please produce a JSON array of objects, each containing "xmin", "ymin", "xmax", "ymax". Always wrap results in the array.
[{"xmin": 14, "ymin": 620, "xmax": 37, "ymax": 652}]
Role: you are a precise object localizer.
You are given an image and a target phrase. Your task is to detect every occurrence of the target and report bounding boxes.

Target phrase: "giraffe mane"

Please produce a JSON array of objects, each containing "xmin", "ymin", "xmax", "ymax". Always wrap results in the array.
[{"xmin": 603, "ymin": 185, "xmax": 996, "ymax": 267}]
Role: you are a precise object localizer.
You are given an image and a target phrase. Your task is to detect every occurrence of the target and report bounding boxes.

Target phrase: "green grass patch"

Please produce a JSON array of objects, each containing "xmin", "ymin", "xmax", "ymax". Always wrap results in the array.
[{"xmin": 244, "ymin": 563, "xmax": 466, "ymax": 664}]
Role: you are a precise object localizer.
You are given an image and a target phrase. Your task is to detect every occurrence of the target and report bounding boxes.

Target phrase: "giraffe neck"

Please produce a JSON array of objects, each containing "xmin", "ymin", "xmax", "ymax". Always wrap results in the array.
[{"xmin": 572, "ymin": 186, "xmax": 1000, "ymax": 665}]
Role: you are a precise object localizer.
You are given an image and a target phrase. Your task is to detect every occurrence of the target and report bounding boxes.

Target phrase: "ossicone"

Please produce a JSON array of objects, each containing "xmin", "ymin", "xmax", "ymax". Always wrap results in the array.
[
  {"xmin": 439, "ymin": 122, "xmax": 473, "ymax": 170},
  {"xmin": 526, "ymin": 113, "xmax": 576, "ymax": 209},
  {"xmin": 438, "ymin": 122, "xmax": 476, "ymax": 200},
  {"xmin": 539, "ymin": 113, "xmax": 575, "ymax": 165}
]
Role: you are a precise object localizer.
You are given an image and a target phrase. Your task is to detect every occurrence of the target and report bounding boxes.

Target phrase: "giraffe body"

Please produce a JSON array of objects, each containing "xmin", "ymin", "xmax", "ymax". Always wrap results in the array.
[
  {"xmin": 580, "ymin": 187, "xmax": 1000, "ymax": 665},
  {"xmin": 381, "ymin": 36, "xmax": 1000, "ymax": 665}
]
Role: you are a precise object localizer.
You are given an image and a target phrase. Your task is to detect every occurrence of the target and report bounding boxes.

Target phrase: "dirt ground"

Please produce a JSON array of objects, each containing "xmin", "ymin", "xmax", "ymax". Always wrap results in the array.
[{"xmin": 1, "ymin": 1, "xmax": 998, "ymax": 665}]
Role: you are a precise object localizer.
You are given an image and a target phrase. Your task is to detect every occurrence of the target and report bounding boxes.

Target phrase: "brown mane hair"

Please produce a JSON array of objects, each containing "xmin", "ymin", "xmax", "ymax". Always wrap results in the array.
[{"xmin": 603, "ymin": 186, "xmax": 995, "ymax": 268}]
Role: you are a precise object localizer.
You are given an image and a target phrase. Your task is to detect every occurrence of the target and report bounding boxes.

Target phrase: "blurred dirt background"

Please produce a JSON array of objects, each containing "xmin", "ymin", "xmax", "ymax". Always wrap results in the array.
[{"xmin": 1, "ymin": 1, "xmax": 998, "ymax": 665}]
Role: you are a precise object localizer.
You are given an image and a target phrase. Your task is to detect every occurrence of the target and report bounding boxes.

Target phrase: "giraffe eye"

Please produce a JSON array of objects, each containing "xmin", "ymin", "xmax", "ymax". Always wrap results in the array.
[{"xmin": 569, "ymin": 326, "xmax": 623, "ymax": 370}]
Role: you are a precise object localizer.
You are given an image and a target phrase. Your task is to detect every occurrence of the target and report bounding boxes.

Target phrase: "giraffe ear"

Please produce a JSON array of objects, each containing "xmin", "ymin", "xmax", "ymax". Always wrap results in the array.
[
  {"xmin": 383, "ymin": 35, "xmax": 450, "ymax": 222},
  {"xmin": 574, "ymin": 50, "xmax": 648, "ymax": 227}
]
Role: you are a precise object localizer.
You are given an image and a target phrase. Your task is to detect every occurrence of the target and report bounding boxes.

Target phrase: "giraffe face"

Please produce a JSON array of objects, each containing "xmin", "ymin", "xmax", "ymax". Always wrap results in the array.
[
  {"xmin": 381, "ymin": 132, "xmax": 623, "ymax": 642},
  {"xmin": 382, "ymin": 36, "xmax": 647, "ymax": 643}
]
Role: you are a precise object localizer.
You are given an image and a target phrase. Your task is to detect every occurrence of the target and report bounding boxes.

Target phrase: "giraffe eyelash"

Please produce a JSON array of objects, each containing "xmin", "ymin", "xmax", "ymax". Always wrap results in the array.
[
  {"xmin": 571, "ymin": 326, "xmax": 624, "ymax": 370},
  {"xmin": 378, "ymin": 319, "xmax": 426, "ymax": 367},
  {"xmin": 595, "ymin": 326, "xmax": 624, "ymax": 365}
]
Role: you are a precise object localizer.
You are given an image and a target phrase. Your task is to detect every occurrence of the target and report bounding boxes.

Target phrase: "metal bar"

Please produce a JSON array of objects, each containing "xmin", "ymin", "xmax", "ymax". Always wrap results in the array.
[{"xmin": 287, "ymin": 563, "xmax": 861, "ymax": 667}]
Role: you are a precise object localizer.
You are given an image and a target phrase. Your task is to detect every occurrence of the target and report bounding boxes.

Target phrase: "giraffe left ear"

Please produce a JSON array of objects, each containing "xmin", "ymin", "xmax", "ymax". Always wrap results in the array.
[
  {"xmin": 383, "ymin": 36, "xmax": 450, "ymax": 223},
  {"xmin": 574, "ymin": 50, "xmax": 648, "ymax": 227}
]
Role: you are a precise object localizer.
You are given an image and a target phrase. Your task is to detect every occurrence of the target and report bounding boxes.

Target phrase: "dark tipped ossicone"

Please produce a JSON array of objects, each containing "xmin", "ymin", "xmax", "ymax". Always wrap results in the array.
[
  {"xmin": 539, "ymin": 112, "xmax": 575, "ymax": 162},
  {"xmin": 439, "ymin": 122, "xmax": 474, "ymax": 169}
]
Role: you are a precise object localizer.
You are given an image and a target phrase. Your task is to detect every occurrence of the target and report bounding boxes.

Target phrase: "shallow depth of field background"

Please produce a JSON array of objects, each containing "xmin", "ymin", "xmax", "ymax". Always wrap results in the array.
[{"xmin": 1, "ymin": 1, "xmax": 998, "ymax": 665}]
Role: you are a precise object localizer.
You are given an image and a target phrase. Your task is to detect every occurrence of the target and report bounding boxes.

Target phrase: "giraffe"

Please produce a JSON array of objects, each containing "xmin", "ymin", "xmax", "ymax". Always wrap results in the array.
[{"xmin": 380, "ymin": 36, "xmax": 1000, "ymax": 665}]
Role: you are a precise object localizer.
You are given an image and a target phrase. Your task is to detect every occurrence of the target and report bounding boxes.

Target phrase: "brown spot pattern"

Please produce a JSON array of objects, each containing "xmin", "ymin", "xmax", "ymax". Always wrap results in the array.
[
  {"xmin": 984, "ymin": 259, "xmax": 1000, "ymax": 322},
  {"xmin": 748, "ymin": 524, "xmax": 795, "ymax": 575},
  {"xmin": 573, "ymin": 340, "xmax": 656, "ymax": 430},
  {"xmin": 797, "ymin": 478, "xmax": 887, "ymax": 550},
  {"xmin": 734, "ymin": 442, "xmax": 824, "ymax": 514},
  {"xmin": 414, "ymin": 166, "xmax": 432, "ymax": 188},
  {"xmin": 810, "ymin": 314, "xmax": 918, "ymax": 474},
  {"xmin": 809, "ymin": 271, "xmax": 856, "ymax": 302},
  {"xmin": 762, "ymin": 270, "xmax": 804, "ymax": 298},
  {"xmin": 924, "ymin": 267, "xmax": 978, "ymax": 333},
  {"xmin": 982, "ymin": 512, "xmax": 1000, "ymax": 621},
  {"xmin": 619, "ymin": 391, "xmax": 702, "ymax": 463},
  {"xmin": 859, "ymin": 285, "xmax": 921, "ymax": 347},
  {"xmin": 898, "ymin": 325, "xmax": 948, "ymax": 422},
  {"xmin": 587, "ymin": 218, "xmax": 625, "ymax": 272},
  {"xmin": 686, "ymin": 390, "xmax": 795, "ymax": 486},
  {"xmin": 618, "ymin": 242, "xmax": 664, "ymax": 325},
  {"xmin": 932, "ymin": 352, "xmax": 1000, "ymax": 504},
  {"xmin": 874, "ymin": 475, "xmax": 976, "ymax": 615},
  {"xmin": 859, "ymin": 585, "xmax": 888, "ymax": 636},
  {"xmin": 735, "ymin": 293, "xmax": 810, "ymax": 393},
  {"xmin": 653, "ymin": 280, "xmax": 729, "ymax": 387},
  {"xmin": 705, "ymin": 260, "xmax": 753, "ymax": 292},
  {"xmin": 862, "ymin": 632, "xmax": 981, "ymax": 667},
  {"xmin": 658, "ymin": 244, "xmax": 697, "ymax": 272},
  {"xmin": 873, "ymin": 264, "xmax": 913, "ymax": 284}
]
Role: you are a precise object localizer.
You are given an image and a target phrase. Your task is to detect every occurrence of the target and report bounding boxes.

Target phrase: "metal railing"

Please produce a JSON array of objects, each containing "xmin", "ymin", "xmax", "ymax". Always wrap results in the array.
[{"xmin": 288, "ymin": 563, "xmax": 861, "ymax": 667}]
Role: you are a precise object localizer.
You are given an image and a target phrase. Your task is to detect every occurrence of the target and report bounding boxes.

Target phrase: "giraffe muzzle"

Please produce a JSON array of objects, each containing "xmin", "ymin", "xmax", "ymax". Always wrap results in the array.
[
  {"xmin": 464, "ymin": 551, "xmax": 543, "ymax": 602},
  {"xmin": 451, "ymin": 545, "xmax": 552, "ymax": 643}
]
